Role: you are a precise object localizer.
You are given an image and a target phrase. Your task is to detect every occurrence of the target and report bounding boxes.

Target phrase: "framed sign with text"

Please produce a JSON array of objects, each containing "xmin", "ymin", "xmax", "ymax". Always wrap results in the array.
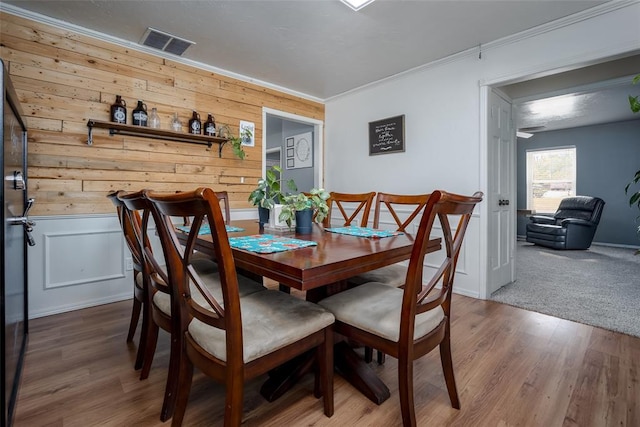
[{"xmin": 368, "ymin": 115, "xmax": 405, "ymax": 155}]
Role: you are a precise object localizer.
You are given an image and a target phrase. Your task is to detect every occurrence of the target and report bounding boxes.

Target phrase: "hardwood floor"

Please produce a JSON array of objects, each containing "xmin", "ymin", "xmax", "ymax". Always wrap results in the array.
[{"xmin": 14, "ymin": 294, "xmax": 639, "ymax": 426}]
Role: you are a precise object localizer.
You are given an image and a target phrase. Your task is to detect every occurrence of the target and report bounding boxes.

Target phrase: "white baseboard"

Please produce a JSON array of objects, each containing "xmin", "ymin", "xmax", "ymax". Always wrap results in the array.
[{"xmin": 29, "ymin": 293, "xmax": 132, "ymax": 319}]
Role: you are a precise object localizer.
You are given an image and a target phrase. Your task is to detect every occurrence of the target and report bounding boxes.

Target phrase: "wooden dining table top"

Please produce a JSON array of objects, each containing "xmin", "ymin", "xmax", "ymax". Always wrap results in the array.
[{"xmin": 187, "ymin": 219, "xmax": 441, "ymax": 291}]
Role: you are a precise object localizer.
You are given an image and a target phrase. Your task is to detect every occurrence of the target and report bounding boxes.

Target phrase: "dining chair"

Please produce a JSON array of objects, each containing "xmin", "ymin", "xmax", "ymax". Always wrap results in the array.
[
  {"xmin": 106, "ymin": 190, "xmax": 147, "ymax": 372},
  {"xmin": 146, "ymin": 187, "xmax": 335, "ymax": 426},
  {"xmin": 347, "ymin": 192, "xmax": 431, "ymax": 363},
  {"xmin": 118, "ymin": 189, "xmax": 266, "ymax": 422},
  {"xmin": 319, "ymin": 190, "xmax": 483, "ymax": 427},
  {"xmin": 327, "ymin": 191, "xmax": 376, "ymax": 227}
]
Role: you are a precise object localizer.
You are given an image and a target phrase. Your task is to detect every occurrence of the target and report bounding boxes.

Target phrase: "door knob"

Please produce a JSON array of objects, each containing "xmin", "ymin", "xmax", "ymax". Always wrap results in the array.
[{"xmin": 8, "ymin": 198, "xmax": 36, "ymax": 246}]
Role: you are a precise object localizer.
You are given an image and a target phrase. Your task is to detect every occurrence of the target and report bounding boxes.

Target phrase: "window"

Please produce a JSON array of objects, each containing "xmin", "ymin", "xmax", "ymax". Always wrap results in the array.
[{"xmin": 526, "ymin": 147, "xmax": 576, "ymax": 213}]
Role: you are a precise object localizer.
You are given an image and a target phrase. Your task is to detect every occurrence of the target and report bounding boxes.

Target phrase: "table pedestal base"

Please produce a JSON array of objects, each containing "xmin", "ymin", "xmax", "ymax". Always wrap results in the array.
[{"xmin": 259, "ymin": 341, "xmax": 390, "ymax": 405}]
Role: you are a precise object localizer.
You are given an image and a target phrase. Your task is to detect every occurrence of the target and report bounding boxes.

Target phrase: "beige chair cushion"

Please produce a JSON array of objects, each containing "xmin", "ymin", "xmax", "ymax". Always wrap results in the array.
[
  {"xmin": 135, "ymin": 271, "xmax": 144, "ymax": 289},
  {"xmin": 152, "ymin": 258, "xmax": 265, "ymax": 316},
  {"xmin": 189, "ymin": 290, "xmax": 334, "ymax": 363},
  {"xmin": 318, "ymin": 282, "xmax": 443, "ymax": 342},
  {"xmin": 348, "ymin": 263, "xmax": 407, "ymax": 288}
]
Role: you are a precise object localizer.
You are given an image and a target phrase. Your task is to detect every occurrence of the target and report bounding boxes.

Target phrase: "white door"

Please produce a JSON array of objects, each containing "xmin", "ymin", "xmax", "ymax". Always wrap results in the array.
[{"xmin": 487, "ymin": 89, "xmax": 515, "ymax": 294}]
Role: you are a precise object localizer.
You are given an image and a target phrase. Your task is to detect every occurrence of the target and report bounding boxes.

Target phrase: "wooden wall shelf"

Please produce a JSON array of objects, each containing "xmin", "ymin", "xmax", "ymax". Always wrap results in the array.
[{"xmin": 86, "ymin": 119, "xmax": 230, "ymax": 157}]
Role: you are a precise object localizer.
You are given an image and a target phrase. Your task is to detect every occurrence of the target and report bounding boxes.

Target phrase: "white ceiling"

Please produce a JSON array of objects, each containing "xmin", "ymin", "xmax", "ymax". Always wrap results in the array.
[
  {"xmin": 502, "ymin": 55, "xmax": 640, "ymax": 133},
  {"xmin": 3, "ymin": 0, "xmax": 639, "ymax": 131}
]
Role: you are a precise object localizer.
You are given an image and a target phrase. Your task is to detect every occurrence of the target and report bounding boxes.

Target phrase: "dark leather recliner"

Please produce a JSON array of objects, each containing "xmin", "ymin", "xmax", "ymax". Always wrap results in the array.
[{"xmin": 526, "ymin": 196, "xmax": 605, "ymax": 250}]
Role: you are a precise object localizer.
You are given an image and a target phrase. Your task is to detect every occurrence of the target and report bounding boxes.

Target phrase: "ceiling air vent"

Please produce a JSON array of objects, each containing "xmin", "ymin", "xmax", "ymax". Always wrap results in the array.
[{"xmin": 140, "ymin": 28, "xmax": 195, "ymax": 56}]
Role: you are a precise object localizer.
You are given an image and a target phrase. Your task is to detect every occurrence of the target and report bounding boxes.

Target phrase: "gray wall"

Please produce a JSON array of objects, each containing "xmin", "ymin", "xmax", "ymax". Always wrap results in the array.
[
  {"xmin": 517, "ymin": 119, "xmax": 640, "ymax": 246},
  {"xmin": 266, "ymin": 116, "xmax": 315, "ymax": 193}
]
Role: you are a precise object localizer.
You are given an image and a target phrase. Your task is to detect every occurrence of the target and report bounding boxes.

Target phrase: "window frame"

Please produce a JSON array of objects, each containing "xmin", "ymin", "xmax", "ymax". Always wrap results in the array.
[{"xmin": 525, "ymin": 146, "xmax": 577, "ymax": 213}]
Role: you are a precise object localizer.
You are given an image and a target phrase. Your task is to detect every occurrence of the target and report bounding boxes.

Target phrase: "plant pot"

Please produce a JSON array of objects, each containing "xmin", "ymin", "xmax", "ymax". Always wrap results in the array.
[
  {"xmin": 295, "ymin": 209, "xmax": 313, "ymax": 234},
  {"xmin": 269, "ymin": 204, "xmax": 290, "ymax": 228},
  {"xmin": 258, "ymin": 206, "xmax": 269, "ymax": 226}
]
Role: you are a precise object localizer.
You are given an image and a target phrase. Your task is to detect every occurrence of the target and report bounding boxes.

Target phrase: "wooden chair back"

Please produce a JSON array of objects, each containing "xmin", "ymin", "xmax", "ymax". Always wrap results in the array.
[
  {"xmin": 107, "ymin": 190, "xmax": 144, "ymax": 274},
  {"xmin": 180, "ymin": 190, "xmax": 231, "ymax": 226},
  {"xmin": 146, "ymin": 188, "xmax": 237, "ymax": 348},
  {"xmin": 327, "ymin": 191, "xmax": 375, "ymax": 227},
  {"xmin": 404, "ymin": 190, "xmax": 483, "ymax": 323},
  {"xmin": 372, "ymin": 192, "xmax": 431, "ymax": 232}
]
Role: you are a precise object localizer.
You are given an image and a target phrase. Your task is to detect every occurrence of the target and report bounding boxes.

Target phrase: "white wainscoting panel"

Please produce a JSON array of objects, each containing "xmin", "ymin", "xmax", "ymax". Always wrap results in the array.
[
  {"xmin": 44, "ymin": 229, "xmax": 125, "ymax": 289},
  {"xmin": 28, "ymin": 210, "xmax": 254, "ymax": 319},
  {"xmin": 28, "ymin": 214, "xmax": 133, "ymax": 319}
]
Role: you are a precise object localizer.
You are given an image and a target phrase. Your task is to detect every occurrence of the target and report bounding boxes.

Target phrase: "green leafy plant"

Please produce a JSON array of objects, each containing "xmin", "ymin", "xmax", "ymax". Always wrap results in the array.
[
  {"xmin": 629, "ymin": 74, "xmax": 640, "ymax": 113},
  {"xmin": 279, "ymin": 188, "xmax": 330, "ymax": 227},
  {"xmin": 248, "ymin": 165, "xmax": 297, "ymax": 210},
  {"xmin": 217, "ymin": 124, "xmax": 248, "ymax": 160},
  {"xmin": 626, "ymin": 73, "xmax": 640, "ymax": 253}
]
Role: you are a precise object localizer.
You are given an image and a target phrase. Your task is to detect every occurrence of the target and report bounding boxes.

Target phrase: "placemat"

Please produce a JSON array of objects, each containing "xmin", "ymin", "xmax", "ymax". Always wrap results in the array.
[
  {"xmin": 324, "ymin": 226, "xmax": 403, "ymax": 238},
  {"xmin": 175, "ymin": 224, "xmax": 244, "ymax": 235},
  {"xmin": 229, "ymin": 234, "xmax": 317, "ymax": 254}
]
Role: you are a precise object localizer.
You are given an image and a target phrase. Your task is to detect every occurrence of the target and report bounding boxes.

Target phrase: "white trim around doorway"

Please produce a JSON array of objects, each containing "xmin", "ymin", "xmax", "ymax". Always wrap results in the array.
[{"xmin": 262, "ymin": 108, "xmax": 324, "ymax": 188}]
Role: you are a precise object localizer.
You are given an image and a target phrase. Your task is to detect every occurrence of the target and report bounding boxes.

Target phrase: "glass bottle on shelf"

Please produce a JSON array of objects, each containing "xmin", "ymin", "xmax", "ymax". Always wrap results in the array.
[
  {"xmin": 132, "ymin": 100, "xmax": 148, "ymax": 126},
  {"xmin": 188, "ymin": 111, "xmax": 201, "ymax": 135},
  {"xmin": 171, "ymin": 112, "xmax": 182, "ymax": 132},
  {"xmin": 110, "ymin": 95, "xmax": 127, "ymax": 124},
  {"xmin": 203, "ymin": 113, "xmax": 216, "ymax": 136},
  {"xmin": 148, "ymin": 107, "xmax": 161, "ymax": 129}
]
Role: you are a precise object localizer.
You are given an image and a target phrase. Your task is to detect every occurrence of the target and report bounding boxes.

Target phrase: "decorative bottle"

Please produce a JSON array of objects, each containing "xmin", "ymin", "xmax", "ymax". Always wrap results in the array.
[
  {"xmin": 148, "ymin": 107, "xmax": 161, "ymax": 129},
  {"xmin": 188, "ymin": 111, "xmax": 201, "ymax": 135},
  {"xmin": 203, "ymin": 113, "xmax": 216, "ymax": 136},
  {"xmin": 110, "ymin": 95, "xmax": 127, "ymax": 124},
  {"xmin": 171, "ymin": 112, "xmax": 182, "ymax": 132},
  {"xmin": 132, "ymin": 100, "xmax": 148, "ymax": 126}
]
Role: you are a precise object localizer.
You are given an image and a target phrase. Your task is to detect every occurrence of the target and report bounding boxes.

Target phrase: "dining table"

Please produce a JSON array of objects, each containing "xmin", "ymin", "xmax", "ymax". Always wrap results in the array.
[{"xmin": 180, "ymin": 219, "xmax": 442, "ymax": 405}]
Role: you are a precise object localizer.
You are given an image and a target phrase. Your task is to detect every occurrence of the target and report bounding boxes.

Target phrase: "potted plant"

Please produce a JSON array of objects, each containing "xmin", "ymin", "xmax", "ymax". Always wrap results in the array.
[
  {"xmin": 217, "ymin": 124, "xmax": 250, "ymax": 160},
  {"xmin": 279, "ymin": 188, "xmax": 330, "ymax": 234},
  {"xmin": 248, "ymin": 165, "xmax": 297, "ymax": 225}
]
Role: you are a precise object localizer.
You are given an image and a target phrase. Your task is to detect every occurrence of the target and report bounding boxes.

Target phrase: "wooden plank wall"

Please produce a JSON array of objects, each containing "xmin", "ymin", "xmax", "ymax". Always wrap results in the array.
[{"xmin": 0, "ymin": 13, "xmax": 324, "ymax": 216}]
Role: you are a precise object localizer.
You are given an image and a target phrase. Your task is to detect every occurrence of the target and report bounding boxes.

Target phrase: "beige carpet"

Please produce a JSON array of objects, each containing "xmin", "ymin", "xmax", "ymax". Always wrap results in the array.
[{"xmin": 491, "ymin": 241, "xmax": 640, "ymax": 337}]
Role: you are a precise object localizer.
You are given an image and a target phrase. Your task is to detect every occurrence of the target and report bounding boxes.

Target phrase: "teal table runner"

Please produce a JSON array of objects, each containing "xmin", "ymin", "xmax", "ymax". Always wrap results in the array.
[
  {"xmin": 229, "ymin": 234, "xmax": 317, "ymax": 254},
  {"xmin": 325, "ymin": 226, "xmax": 403, "ymax": 238},
  {"xmin": 176, "ymin": 224, "xmax": 244, "ymax": 235}
]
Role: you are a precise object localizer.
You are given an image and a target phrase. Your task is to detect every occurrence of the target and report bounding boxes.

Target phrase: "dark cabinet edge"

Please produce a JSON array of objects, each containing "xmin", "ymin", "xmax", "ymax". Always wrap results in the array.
[{"xmin": 87, "ymin": 119, "xmax": 229, "ymax": 157}]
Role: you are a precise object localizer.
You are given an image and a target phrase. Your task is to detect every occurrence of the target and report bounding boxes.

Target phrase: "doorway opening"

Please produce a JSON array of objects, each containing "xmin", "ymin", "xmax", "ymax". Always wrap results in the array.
[
  {"xmin": 480, "ymin": 52, "xmax": 640, "ymax": 299},
  {"xmin": 262, "ymin": 108, "xmax": 324, "ymax": 192}
]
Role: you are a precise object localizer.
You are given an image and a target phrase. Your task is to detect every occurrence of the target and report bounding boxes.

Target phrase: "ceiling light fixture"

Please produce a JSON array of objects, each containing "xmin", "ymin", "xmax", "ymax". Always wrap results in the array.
[
  {"xmin": 340, "ymin": 0, "xmax": 375, "ymax": 11},
  {"xmin": 516, "ymin": 131, "xmax": 534, "ymax": 139}
]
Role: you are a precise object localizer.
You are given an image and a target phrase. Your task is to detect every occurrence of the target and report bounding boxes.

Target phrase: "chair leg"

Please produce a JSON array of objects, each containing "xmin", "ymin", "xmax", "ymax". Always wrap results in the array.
[
  {"xmin": 377, "ymin": 350, "xmax": 386, "ymax": 365},
  {"xmin": 398, "ymin": 352, "xmax": 416, "ymax": 427},
  {"xmin": 313, "ymin": 365, "xmax": 321, "ymax": 399},
  {"xmin": 364, "ymin": 346, "xmax": 373, "ymax": 363},
  {"xmin": 139, "ymin": 321, "xmax": 159, "ymax": 380},
  {"xmin": 170, "ymin": 349, "xmax": 194, "ymax": 427},
  {"xmin": 127, "ymin": 296, "xmax": 142, "ymax": 342},
  {"xmin": 320, "ymin": 327, "xmax": 334, "ymax": 417},
  {"xmin": 134, "ymin": 299, "xmax": 149, "ymax": 371},
  {"xmin": 224, "ymin": 370, "xmax": 245, "ymax": 426},
  {"xmin": 160, "ymin": 329, "xmax": 182, "ymax": 421},
  {"xmin": 440, "ymin": 328, "xmax": 460, "ymax": 409}
]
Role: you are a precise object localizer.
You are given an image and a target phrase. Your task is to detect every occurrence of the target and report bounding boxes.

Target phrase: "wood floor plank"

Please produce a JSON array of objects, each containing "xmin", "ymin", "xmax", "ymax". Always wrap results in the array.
[{"xmin": 13, "ymin": 295, "xmax": 640, "ymax": 426}]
